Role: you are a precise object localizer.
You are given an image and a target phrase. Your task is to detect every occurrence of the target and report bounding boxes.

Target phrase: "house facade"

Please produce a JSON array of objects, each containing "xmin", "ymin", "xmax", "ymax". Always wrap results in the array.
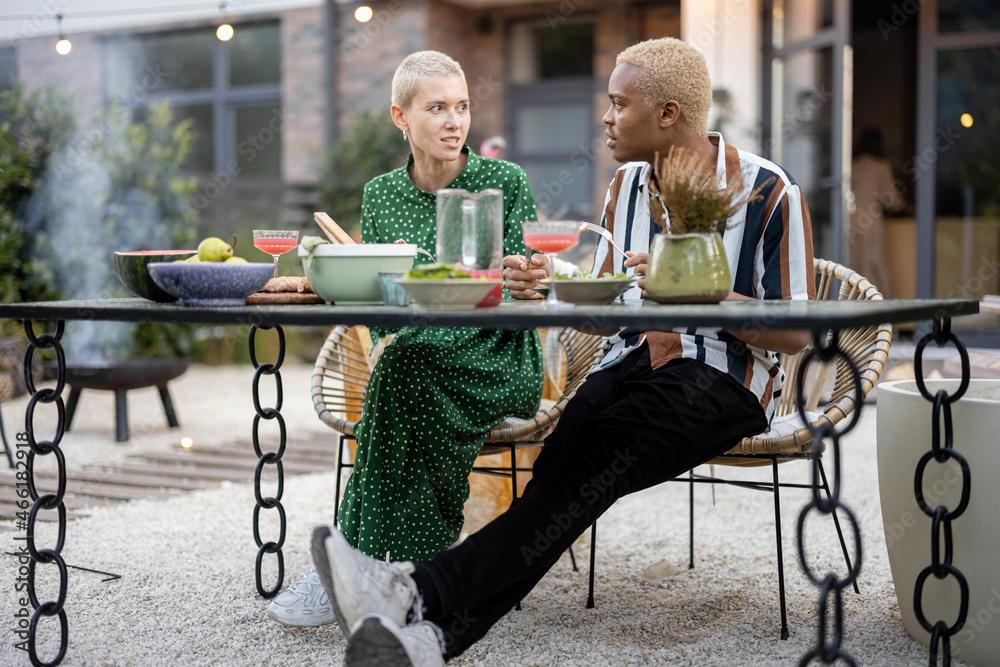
[{"xmin": 3, "ymin": 0, "xmax": 998, "ymax": 342}]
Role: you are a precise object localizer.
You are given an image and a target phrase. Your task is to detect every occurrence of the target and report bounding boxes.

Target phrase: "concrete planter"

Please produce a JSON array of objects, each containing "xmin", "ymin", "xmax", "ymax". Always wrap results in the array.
[{"xmin": 877, "ymin": 379, "xmax": 1000, "ymax": 666}]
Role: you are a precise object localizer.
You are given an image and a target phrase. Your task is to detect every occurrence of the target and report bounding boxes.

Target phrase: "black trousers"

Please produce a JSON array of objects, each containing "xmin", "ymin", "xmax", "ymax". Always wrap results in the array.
[{"xmin": 411, "ymin": 343, "xmax": 769, "ymax": 659}]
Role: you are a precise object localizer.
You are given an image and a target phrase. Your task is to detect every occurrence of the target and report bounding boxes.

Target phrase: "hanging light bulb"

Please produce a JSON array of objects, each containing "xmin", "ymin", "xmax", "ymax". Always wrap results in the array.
[
  {"xmin": 55, "ymin": 14, "xmax": 71, "ymax": 55},
  {"xmin": 217, "ymin": 2, "xmax": 234, "ymax": 41},
  {"xmin": 355, "ymin": 6, "xmax": 373, "ymax": 22}
]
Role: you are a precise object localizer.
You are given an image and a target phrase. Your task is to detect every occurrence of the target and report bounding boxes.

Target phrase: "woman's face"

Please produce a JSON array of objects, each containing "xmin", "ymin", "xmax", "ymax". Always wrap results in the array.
[{"xmin": 394, "ymin": 75, "xmax": 470, "ymax": 164}]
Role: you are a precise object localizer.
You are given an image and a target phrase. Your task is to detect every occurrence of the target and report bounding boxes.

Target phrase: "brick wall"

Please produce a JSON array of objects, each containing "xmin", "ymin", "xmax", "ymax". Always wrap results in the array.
[
  {"xmin": 281, "ymin": 5, "xmax": 328, "ymax": 184},
  {"xmin": 17, "ymin": 32, "xmax": 103, "ymax": 119}
]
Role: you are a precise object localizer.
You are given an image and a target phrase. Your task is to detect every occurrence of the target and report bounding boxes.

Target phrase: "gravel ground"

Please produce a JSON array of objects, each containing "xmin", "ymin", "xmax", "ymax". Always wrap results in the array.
[{"xmin": 1, "ymin": 362, "xmax": 968, "ymax": 666}]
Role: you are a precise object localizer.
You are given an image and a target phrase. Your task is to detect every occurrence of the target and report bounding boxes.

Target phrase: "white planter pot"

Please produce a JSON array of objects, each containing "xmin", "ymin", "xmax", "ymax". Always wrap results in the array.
[{"xmin": 877, "ymin": 379, "xmax": 1000, "ymax": 666}]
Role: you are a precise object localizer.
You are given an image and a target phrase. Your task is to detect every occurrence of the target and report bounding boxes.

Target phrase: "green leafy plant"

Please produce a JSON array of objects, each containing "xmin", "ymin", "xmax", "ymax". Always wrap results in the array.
[
  {"xmin": 651, "ymin": 146, "xmax": 769, "ymax": 235},
  {"xmin": 315, "ymin": 111, "xmax": 409, "ymax": 239}
]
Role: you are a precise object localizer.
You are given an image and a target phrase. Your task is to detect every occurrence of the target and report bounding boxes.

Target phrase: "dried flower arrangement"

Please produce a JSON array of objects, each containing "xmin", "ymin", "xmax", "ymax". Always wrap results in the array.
[{"xmin": 650, "ymin": 146, "xmax": 771, "ymax": 235}]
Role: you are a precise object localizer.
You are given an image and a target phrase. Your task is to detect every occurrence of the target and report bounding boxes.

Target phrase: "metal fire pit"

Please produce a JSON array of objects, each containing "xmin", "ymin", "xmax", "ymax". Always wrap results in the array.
[{"xmin": 61, "ymin": 358, "xmax": 191, "ymax": 442}]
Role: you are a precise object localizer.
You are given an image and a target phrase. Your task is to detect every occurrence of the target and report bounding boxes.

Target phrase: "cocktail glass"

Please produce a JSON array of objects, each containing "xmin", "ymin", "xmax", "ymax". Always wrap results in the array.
[
  {"xmin": 521, "ymin": 220, "xmax": 580, "ymax": 305},
  {"xmin": 253, "ymin": 229, "xmax": 299, "ymax": 277}
]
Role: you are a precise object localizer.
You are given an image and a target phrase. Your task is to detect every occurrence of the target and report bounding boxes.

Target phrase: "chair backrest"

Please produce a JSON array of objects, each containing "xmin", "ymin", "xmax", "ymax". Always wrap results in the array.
[
  {"xmin": 725, "ymin": 258, "xmax": 893, "ymax": 457},
  {"xmin": 311, "ymin": 326, "xmax": 605, "ymax": 442}
]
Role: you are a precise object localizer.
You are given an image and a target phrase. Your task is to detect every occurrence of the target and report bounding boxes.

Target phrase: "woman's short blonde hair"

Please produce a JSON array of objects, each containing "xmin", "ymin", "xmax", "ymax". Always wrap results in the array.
[
  {"xmin": 616, "ymin": 38, "xmax": 712, "ymax": 138},
  {"xmin": 391, "ymin": 50, "xmax": 466, "ymax": 109}
]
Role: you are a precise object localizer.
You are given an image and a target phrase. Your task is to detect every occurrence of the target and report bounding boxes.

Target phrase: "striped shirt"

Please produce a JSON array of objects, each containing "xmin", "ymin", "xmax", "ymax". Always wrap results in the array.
[{"xmin": 592, "ymin": 133, "xmax": 816, "ymax": 420}]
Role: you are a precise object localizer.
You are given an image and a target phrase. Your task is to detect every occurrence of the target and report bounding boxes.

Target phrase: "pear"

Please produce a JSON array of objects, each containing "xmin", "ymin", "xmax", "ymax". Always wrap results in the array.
[
  {"xmin": 179, "ymin": 254, "xmax": 201, "ymax": 263},
  {"xmin": 198, "ymin": 237, "xmax": 233, "ymax": 262},
  {"xmin": 225, "ymin": 256, "xmax": 247, "ymax": 263}
]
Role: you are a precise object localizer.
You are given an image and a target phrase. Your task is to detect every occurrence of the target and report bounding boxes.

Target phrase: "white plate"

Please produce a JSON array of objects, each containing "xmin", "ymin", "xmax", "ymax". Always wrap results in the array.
[{"xmin": 395, "ymin": 278, "xmax": 502, "ymax": 308}]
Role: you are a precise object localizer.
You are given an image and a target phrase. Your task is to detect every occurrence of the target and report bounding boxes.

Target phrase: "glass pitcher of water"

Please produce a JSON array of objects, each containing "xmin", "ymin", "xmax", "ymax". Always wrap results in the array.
[{"xmin": 435, "ymin": 188, "xmax": 504, "ymax": 277}]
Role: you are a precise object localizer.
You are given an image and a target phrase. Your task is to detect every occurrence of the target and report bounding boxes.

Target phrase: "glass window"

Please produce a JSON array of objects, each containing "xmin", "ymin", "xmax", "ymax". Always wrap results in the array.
[
  {"xmin": 933, "ymin": 47, "xmax": 1000, "ymax": 300},
  {"xmin": 939, "ymin": 0, "xmax": 1000, "ymax": 33},
  {"xmin": 229, "ymin": 23, "xmax": 281, "ymax": 87},
  {"xmin": 510, "ymin": 19, "xmax": 593, "ymax": 83},
  {"xmin": 770, "ymin": 46, "xmax": 834, "ymax": 258},
  {"xmin": 139, "ymin": 31, "xmax": 215, "ymax": 92},
  {"xmin": 231, "ymin": 104, "xmax": 282, "ymax": 178},
  {"xmin": 0, "ymin": 47, "xmax": 16, "ymax": 92},
  {"xmin": 772, "ymin": 0, "xmax": 834, "ymax": 50},
  {"xmin": 515, "ymin": 103, "xmax": 592, "ymax": 155}
]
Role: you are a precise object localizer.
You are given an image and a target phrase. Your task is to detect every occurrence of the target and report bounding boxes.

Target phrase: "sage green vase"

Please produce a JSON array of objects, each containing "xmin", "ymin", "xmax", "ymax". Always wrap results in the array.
[{"xmin": 645, "ymin": 232, "xmax": 730, "ymax": 304}]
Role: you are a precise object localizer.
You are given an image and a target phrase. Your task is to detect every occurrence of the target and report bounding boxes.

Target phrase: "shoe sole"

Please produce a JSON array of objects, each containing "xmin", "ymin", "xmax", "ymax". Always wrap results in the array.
[
  {"xmin": 310, "ymin": 525, "xmax": 354, "ymax": 639},
  {"xmin": 265, "ymin": 606, "xmax": 335, "ymax": 628},
  {"xmin": 345, "ymin": 615, "xmax": 413, "ymax": 667}
]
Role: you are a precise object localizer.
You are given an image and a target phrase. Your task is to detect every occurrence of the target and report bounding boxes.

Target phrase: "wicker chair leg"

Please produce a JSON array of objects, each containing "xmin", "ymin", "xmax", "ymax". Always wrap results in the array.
[
  {"xmin": 771, "ymin": 457, "xmax": 790, "ymax": 641},
  {"xmin": 818, "ymin": 458, "xmax": 860, "ymax": 595}
]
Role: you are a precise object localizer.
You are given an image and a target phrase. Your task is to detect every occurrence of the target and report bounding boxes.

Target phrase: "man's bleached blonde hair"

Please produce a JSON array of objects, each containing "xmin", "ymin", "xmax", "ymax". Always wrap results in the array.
[
  {"xmin": 391, "ymin": 50, "xmax": 466, "ymax": 109},
  {"xmin": 616, "ymin": 38, "xmax": 712, "ymax": 138}
]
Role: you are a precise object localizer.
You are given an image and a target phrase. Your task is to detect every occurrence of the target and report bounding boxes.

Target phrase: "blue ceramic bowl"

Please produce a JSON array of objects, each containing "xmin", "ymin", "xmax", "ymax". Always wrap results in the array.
[{"xmin": 147, "ymin": 261, "xmax": 275, "ymax": 306}]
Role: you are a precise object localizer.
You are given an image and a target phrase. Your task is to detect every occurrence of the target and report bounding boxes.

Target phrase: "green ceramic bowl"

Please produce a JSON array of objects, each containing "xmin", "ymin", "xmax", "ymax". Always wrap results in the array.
[
  {"xmin": 300, "ymin": 243, "xmax": 418, "ymax": 304},
  {"xmin": 114, "ymin": 250, "xmax": 197, "ymax": 302}
]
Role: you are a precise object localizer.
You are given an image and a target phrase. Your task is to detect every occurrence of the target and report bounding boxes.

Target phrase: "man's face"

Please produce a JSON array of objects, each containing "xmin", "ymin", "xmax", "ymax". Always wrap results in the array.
[{"xmin": 602, "ymin": 64, "xmax": 662, "ymax": 164}]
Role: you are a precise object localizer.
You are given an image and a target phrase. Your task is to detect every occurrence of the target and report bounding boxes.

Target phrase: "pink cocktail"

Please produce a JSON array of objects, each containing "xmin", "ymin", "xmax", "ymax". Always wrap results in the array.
[
  {"xmin": 522, "ymin": 233, "xmax": 579, "ymax": 255},
  {"xmin": 253, "ymin": 229, "xmax": 299, "ymax": 277},
  {"xmin": 521, "ymin": 221, "xmax": 580, "ymax": 305},
  {"xmin": 254, "ymin": 237, "xmax": 298, "ymax": 257}
]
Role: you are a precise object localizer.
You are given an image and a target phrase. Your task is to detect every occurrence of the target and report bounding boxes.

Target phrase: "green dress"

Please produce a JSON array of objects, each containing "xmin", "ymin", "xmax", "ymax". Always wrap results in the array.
[{"xmin": 338, "ymin": 147, "xmax": 544, "ymax": 561}]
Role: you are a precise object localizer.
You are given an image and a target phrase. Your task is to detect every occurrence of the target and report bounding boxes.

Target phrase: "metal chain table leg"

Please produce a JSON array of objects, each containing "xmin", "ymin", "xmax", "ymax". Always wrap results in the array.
[
  {"xmin": 796, "ymin": 330, "xmax": 864, "ymax": 667},
  {"xmin": 249, "ymin": 324, "xmax": 286, "ymax": 598},
  {"xmin": 912, "ymin": 319, "xmax": 971, "ymax": 667},
  {"xmin": 21, "ymin": 320, "xmax": 70, "ymax": 666}
]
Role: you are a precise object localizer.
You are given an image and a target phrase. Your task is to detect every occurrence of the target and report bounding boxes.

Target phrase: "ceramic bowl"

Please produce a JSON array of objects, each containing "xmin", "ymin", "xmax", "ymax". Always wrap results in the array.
[
  {"xmin": 299, "ymin": 243, "xmax": 417, "ymax": 305},
  {"xmin": 395, "ymin": 278, "xmax": 502, "ymax": 308},
  {"xmin": 147, "ymin": 261, "xmax": 275, "ymax": 306},
  {"xmin": 540, "ymin": 278, "xmax": 635, "ymax": 305},
  {"xmin": 114, "ymin": 250, "xmax": 197, "ymax": 302}
]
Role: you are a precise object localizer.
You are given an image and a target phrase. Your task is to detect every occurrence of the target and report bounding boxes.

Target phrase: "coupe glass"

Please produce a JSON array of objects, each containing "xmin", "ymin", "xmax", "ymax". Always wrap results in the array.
[
  {"xmin": 521, "ymin": 220, "xmax": 580, "ymax": 304},
  {"xmin": 253, "ymin": 229, "xmax": 299, "ymax": 277}
]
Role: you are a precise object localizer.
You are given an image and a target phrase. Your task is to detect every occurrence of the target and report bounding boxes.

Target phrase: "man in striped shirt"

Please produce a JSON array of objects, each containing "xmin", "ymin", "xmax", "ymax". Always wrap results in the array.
[{"xmin": 315, "ymin": 37, "xmax": 815, "ymax": 666}]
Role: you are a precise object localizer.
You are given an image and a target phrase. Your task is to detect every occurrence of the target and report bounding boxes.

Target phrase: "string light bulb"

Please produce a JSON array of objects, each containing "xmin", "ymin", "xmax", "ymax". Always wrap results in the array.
[
  {"xmin": 55, "ymin": 14, "xmax": 71, "ymax": 55},
  {"xmin": 355, "ymin": 6, "xmax": 373, "ymax": 22},
  {"xmin": 217, "ymin": 2, "xmax": 234, "ymax": 41}
]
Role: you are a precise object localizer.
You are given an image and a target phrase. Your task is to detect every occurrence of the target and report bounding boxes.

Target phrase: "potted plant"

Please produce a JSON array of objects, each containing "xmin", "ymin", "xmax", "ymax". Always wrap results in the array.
[{"xmin": 644, "ymin": 146, "xmax": 763, "ymax": 303}]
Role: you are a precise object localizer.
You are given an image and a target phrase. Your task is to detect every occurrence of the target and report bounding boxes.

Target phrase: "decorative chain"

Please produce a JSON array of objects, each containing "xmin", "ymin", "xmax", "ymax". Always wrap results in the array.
[
  {"xmin": 796, "ymin": 330, "xmax": 863, "ymax": 667},
  {"xmin": 912, "ymin": 319, "xmax": 970, "ymax": 667},
  {"xmin": 249, "ymin": 324, "xmax": 286, "ymax": 598},
  {"xmin": 22, "ymin": 320, "xmax": 70, "ymax": 666}
]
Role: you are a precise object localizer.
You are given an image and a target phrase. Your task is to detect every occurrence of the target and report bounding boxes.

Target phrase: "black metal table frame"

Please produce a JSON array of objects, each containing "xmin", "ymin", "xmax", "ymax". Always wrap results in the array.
[{"xmin": 0, "ymin": 296, "xmax": 980, "ymax": 667}]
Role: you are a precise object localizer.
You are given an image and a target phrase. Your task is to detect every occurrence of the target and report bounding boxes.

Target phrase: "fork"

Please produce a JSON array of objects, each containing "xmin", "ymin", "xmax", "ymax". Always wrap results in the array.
[{"xmin": 578, "ymin": 221, "xmax": 628, "ymax": 259}]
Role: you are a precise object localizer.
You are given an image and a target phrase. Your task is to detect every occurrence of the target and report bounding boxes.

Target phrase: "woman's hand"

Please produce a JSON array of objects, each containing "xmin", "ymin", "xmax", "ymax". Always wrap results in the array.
[
  {"xmin": 624, "ymin": 251, "xmax": 649, "ymax": 297},
  {"xmin": 503, "ymin": 254, "xmax": 550, "ymax": 300}
]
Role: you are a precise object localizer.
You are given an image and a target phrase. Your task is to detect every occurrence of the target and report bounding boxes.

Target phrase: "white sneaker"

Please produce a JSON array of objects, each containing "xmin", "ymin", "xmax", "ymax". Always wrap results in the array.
[
  {"xmin": 265, "ymin": 567, "xmax": 335, "ymax": 627},
  {"xmin": 311, "ymin": 525, "xmax": 422, "ymax": 639},
  {"xmin": 346, "ymin": 614, "xmax": 445, "ymax": 667}
]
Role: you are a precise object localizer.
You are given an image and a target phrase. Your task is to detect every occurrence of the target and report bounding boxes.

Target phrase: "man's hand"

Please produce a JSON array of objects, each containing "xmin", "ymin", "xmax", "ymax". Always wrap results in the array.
[
  {"xmin": 503, "ymin": 254, "xmax": 550, "ymax": 300},
  {"xmin": 624, "ymin": 251, "xmax": 649, "ymax": 297}
]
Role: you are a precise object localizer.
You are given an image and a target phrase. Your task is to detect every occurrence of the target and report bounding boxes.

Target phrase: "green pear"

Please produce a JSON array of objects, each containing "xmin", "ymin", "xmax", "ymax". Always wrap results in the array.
[
  {"xmin": 225, "ymin": 256, "xmax": 247, "ymax": 263},
  {"xmin": 179, "ymin": 254, "xmax": 201, "ymax": 263},
  {"xmin": 198, "ymin": 237, "xmax": 233, "ymax": 262}
]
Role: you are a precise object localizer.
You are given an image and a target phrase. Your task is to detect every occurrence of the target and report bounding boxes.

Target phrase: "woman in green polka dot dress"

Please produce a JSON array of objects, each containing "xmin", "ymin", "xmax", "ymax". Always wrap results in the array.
[
  {"xmin": 340, "ymin": 51, "xmax": 544, "ymax": 563},
  {"xmin": 267, "ymin": 49, "xmax": 545, "ymax": 629}
]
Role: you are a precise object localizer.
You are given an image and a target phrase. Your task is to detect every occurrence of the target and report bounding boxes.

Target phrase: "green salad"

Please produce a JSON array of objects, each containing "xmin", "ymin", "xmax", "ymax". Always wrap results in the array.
[
  {"xmin": 406, "ymin": 263, "xmax": 471, "ymax": 280},
  {"xmin": 552, "ymin": 272, "xmax": 628, "ymax": 281}
]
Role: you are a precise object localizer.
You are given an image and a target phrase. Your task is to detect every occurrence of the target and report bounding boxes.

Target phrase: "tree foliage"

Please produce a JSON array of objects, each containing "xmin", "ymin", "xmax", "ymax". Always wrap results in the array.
[{"xmin": 315, "ymin": 110, "xmax": 409, "ymax": 239}]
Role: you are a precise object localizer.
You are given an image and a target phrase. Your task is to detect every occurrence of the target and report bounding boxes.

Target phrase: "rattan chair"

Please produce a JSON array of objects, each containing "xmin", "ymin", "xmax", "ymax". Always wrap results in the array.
[
  {"xmin": 584, "ymin": 258, "xmax": 893, "ymax": 640},
  {"xmin": 311, "ymin": 325, "xmax": 605, "ymax": 527}
]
